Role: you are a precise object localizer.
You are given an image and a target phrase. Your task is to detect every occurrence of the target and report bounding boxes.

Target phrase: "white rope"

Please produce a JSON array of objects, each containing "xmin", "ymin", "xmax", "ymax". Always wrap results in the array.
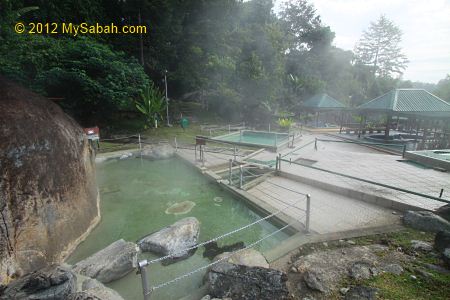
[
  {"xmin": 264, "ymin": 180, "xmax": 308, "ymax": 196},
  {"xmin": 146, "ymin": 195, "xmax": 306, "ymax": 265},
  {"xmin": 148, "ymin": 215, "xmax": 305, "ymax": 293}
]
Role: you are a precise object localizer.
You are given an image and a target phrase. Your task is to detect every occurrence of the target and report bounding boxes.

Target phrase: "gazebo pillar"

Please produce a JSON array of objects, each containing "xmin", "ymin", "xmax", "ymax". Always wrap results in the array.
[{"xmin": 384, "ymin": 113, "xmax": 392, "ymax": 140}]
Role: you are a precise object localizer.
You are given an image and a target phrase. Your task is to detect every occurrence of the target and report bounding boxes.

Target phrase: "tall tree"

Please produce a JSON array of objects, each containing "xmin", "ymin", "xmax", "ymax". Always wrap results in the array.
[
  {"xmin": 354, "ymin": 15, "xmax": 408, "ymax": 77},
  {"xmin": 435, "ymin": 75, "xmax": 450, "ymax": 102}
]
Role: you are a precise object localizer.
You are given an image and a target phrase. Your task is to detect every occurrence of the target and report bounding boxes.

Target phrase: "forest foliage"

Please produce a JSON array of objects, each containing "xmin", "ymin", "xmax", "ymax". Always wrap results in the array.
[{"xmin": 0, "ymin": 0, "xmax": 448, "ymax": 125}]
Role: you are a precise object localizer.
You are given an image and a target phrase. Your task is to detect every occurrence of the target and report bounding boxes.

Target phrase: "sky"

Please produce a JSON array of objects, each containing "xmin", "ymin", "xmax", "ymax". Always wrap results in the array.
[{"xmin": 275, "ymin": 0, "xmax": 450, "ymax": 83}]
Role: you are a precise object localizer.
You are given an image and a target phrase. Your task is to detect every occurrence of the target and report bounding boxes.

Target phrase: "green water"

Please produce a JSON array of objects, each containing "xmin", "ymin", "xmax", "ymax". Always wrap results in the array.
[
  {"xmin": 67, "ymin": 158, "xmax": 289, "ymax": 300},
  {"xmin": 216, "ymin": 131, "xmax": 289, "ymax": 147}
]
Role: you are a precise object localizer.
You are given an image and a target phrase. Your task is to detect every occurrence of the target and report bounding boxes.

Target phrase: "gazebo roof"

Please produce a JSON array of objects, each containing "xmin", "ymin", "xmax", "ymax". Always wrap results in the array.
[
  {"xmin": 301, "ymin": 93, "xmax": 346, "ymax": 110},
  {"xmin": 357, "ymin": 89, "xmax": 450, "ymax": 117}
]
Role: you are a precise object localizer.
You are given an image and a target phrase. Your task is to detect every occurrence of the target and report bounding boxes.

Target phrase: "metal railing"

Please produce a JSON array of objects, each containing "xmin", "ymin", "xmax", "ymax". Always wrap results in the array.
[
  {"xmin": 136, "ymin": 192, "xmax": 311, "ymax": 300},
  {"xmin": 313, "ymin": 137, "xmax": 407, "ymax": 157},
  {"xmin": 278, "ymin": 157, "xmax": 449, "ymax": 204},
  {"xmin": 227, "ymin": 159, "xmax": 268, "ymax": 189}
]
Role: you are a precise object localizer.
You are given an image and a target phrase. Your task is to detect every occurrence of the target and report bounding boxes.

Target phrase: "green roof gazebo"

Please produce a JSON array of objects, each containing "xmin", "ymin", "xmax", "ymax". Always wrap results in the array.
[
  {"xmin": 300, "ymin": 93, "xmax": 347, "ymax": 127},
  {"xmin": 357, "ymin": 88, "xmax": 450, "ymax": 143}
]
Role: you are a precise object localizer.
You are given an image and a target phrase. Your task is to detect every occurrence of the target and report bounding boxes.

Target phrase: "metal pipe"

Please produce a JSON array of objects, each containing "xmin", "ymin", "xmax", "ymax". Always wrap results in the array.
[
  {"xmin": 164, "ymin": 70, "xmax": 170, "ymax": 127},
  {"xmin": 229, "ymin": 159, "xmax": 233, "ymax": 185},
  {"xmin": 306, "ymin": 194, "xmax": 311, "ymax": 233},
  {"xmin": 138, "ymin": 134, "xmax": 142, "ymax": 155},
  {"xmin": 239, "ymin": 165, "xmax": 243, "ymax": 189},
  {"xmin": 138, "ymin": 260, "xmax": 150, "ymax": 300},
  {"xmin": 278, "ymin": 153, "xmax": 282, "ymax": 171}
]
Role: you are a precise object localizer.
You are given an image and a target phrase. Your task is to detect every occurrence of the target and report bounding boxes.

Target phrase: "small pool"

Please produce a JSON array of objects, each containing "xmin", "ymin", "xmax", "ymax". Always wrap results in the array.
[
  {"xmin": 404, "ymin": 149, "xmax": 450, "ymax": 171},
  {"xmin": 66, "ymin": 157, "xmax": 290, "ymax": 300},
  {"xmin": 213, "ymin": 130, "xmax": 290, "ymax": 151}
]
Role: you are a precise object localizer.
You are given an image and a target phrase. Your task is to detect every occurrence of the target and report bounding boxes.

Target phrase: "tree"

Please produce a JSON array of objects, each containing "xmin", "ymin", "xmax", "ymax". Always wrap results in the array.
[
  {"xmin": 435, "ymin": 75, "xmax": 450, "ymax": 102},
  {"xmin": 354, "ymin": 15, "xmax": 408, "ymax": 77}
]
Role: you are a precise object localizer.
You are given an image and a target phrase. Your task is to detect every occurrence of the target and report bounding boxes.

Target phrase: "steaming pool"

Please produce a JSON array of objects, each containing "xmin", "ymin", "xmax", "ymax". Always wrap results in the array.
[
  {"xmin": 213, "ymin": 130, "xmax": 290, "ymax": 151},
  {"xmin": 67, "ymin": 157, "xmax": 290, "ymax": 300}
]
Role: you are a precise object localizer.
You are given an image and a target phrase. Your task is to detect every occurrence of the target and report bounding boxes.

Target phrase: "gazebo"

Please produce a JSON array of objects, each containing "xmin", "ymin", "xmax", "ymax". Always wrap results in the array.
[
  {"xmin": 300, "ymin": 93, "xmax": 346, "ymax": 127},
  {"xmin": 357, "ymin": 89, "xmax": 450, "ymax": 147}
]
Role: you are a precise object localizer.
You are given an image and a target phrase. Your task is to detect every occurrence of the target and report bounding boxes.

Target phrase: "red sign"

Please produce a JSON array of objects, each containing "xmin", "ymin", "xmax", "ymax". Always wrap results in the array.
[{"xmin": 83, "ymin": 126, "xmax": 100, "ymax": 140}]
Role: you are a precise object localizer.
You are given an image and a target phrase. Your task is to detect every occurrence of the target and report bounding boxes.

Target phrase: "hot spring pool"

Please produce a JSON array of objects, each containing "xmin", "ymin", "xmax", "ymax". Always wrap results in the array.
[
  {"xmin": 213, "ymin": 130, "xmax": 290, "ymax": 151},
  {"xmin": 66, "ymin": 157, "xmax": 289, "ymax": 300}
]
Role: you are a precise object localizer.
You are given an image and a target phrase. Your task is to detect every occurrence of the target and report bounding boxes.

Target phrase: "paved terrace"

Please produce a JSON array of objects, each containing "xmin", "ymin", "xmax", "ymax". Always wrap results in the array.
[
  {"xmin": 176, "ymin": 131, "xmax": 449, "ymax": 234},
  {"xmin": 272, "ymin": 133, "xmax": 450, "ymax": 211}
]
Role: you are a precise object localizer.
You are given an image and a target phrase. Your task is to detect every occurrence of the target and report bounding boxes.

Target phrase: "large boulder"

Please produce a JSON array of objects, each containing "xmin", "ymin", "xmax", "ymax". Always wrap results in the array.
[
  {"xmin": 79, "ymin": 278, "xmax": 124, "ymax": 300},
  {"xmin": 436, "ymin": 204, "xmax": 450, "ymax": 222},
  {"xmin": 434, "ymin": 230, "xmax": 450, "ymax": 253},
  {"xmin": 207, "ymin": 262, "xmax": 289, "ymax": 300},
  {"xmin": 294, "ymin": 246, "xmax": 382, "ymax": 294},
  {"xmin": 72, "ymin": 239, "xmax": 139, "ymax": 283},
  {"xmin": 213, "ymin": 249, "xmax": 269, "ymax": 268},
  {"xmin": 138, "ymin": 217, "xmax": 200, "ymax": 260},
  {"xmin": 141, "ymin": 144, "xmax": 175, "ymax": 160},
  {"xmin": 0, "ymin": 77, "xmax": 99, "ymax": 284},
  {"xmin": 0, "ymin": 265, "xmax": 76, "ymax": 300},
  {"xmin": 403, "ymin": 211, "xmax": 450, "ymax": 232}
]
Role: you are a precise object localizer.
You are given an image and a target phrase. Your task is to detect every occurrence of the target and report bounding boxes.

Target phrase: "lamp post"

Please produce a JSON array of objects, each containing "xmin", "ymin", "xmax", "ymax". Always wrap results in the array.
[{"xmin": 164, "ymin": 69, "xmax": 170, "ymax": 126}]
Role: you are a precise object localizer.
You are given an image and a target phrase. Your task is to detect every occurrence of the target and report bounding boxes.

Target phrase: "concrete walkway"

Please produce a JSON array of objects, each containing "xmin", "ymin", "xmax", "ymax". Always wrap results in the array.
[{"xmin": 247, "ymin": 176, "xmax": 400, "ymax": 234}]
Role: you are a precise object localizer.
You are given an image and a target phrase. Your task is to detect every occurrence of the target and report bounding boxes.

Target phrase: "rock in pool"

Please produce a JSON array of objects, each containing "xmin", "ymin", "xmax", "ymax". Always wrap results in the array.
[
  {"xmin": 141, "ymin": 144, "xmax": 175, "ymax": 160},
  {"xmin": 0, "ymin": 265, "xmax": 77, "ymax": 300},
  {"xmin": 72, "ymin": 239, "xmax": 139, "ymax": 283},
  {"xmin": 165, "ymin": 201, "xmax": 196, "ymax": 215},
  {"xmin": 138, "ymin": 217, "xmax": 200, "ymax": 261}
]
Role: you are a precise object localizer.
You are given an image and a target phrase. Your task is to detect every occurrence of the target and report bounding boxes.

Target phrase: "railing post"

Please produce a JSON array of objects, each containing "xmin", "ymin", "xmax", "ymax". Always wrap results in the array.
[
  {"xmin": 174, "ymin": 137, "xmax": 178, "ymax": 152},
  {"xmin": 138, "ymin": 134, "xmax": 142, "ymax": 155},
  {"xmin": 275, "ymin": 155, "xmax": 279, "ymax": 171},
  {"xmin": 402, "ymin": 144, "xmax": 406, "ymax": 158},
  {"xmin": 195, "ymin": 145, "xmax": 197, "ymax": 161},
  {"xmin": 229, "ymin": 159, "xmax": 233, "ymax": 185},
  {"xmin": 239, "ymin": 165, "xmax": 243, "ymax": 189},
  {"xmin": 269, "ymin": 123, "xmax": 271, "ymax": 132},
  {"xmin": 278, "ymin": 153, "xmax": 282, "ymax": 171},
  {"xmin": 228, "ymin": 124, "xmax": 231, "ymax": 133},
  {"xmin": 138, "ymin": 260, "xmax": 150, "ymax": 300},
  {"xmin": 201, "ymin": 145, "xmax": 205, "ymax": 167},
  {"xmin": 306, "ymin": 194, "xmax": 311, "ymax": 233},
  {"xmin": 233, "ymin": 146, "xmax": 237, "ymax": 161},
  {"xmin": 275, "ymin": 132, "xmax": 278, "ymax": 146},
  {"xmin": 314, "ymin": 138, "xmax": 318, "ymax": 151},
  {"xmin": 440, "ymin": 188, "xmax": 444, "ymax": 198}
]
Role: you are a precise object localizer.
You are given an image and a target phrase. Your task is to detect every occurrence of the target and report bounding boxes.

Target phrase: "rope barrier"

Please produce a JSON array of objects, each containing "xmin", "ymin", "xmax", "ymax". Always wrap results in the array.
[
  {"xmin": 264, "ymin": 180, "xmax": 308, "ymax": 196},
  {"xmin": 100, "ymin": 135, "xmax": 139, "ymax": 142},
  {"xmin": 253, "ymin": 186, "xmax": 307, "ymax": 213},
  {"xmin": 145, "ymin": 194, "xmax": 307, "ymax": 265},
  {"xmin": 147, "ymin": 215, "xmax": 304, "ymax": 293}
]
